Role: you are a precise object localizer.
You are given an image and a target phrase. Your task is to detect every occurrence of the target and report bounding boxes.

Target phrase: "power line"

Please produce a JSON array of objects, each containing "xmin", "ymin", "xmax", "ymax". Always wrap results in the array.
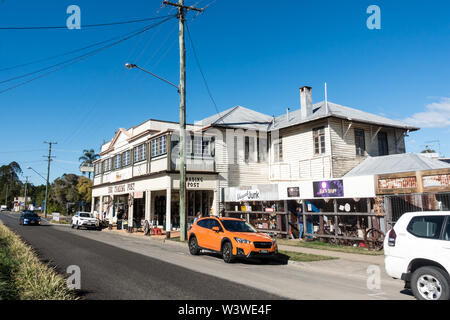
[
  {"xmin": 0, "ymin": 17, "xmax": 176, "ymax": 85},
  {"xmin": 0, "ymin": 14, "xmax": 176, "ymax": 30},
  {"xmin": 0, "ymin": 16, "xmax": 176, "ymax": 95},
  {"xmin": 185, "ymin": 21, "xmax": 224, "ymax": 122}
]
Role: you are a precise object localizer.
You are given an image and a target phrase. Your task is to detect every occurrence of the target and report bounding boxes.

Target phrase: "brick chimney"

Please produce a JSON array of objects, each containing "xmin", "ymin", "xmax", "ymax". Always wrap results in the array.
[{"xmin": 300, "ymin": 86, "xmax": 312, "ymax": 119}]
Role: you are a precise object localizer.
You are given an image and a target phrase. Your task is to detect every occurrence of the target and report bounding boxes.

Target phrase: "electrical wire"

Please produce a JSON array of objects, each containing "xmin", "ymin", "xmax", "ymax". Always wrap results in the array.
[
  {"xmin": 0, "ymin": 14, "xmax": 176, "ymax": 30},
  {"xmin": 0, "ymin": 16, "xmax": 176, "ymax": 95},
  {"xmin": 185, "ymin": 21, "xmax": 224, "ymax": 122}
]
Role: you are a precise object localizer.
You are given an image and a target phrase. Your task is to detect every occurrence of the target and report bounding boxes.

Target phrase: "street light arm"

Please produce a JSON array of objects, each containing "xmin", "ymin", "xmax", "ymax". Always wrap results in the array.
[
  {"xmin": 125, "ymin": 63, "xmax": 179, "ymax": 91},
  {"xmin": 27, "ymin": 167, "xmax": 47, "ymax": 182}
]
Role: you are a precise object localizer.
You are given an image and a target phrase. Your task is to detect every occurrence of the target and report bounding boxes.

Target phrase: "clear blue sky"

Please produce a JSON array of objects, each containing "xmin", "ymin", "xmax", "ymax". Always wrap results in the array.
[{"xmin": 0, "ymin": 0, "xmax": 449, "ymax": 185}]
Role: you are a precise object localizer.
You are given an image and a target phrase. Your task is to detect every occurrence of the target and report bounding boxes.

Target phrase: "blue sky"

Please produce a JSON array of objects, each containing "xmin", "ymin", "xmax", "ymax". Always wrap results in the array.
[{"xmin": 0, "ymin": 0, "xmax": 449, "ymax": 185}]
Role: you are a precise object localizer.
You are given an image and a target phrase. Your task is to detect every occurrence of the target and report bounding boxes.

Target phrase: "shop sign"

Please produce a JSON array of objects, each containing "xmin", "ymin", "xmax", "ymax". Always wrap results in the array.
[
  {"xmin": 313, "ymin": 179, "xmax": 344, "ymax": 198},
  {"xmin": 108, "ymin": 183, "xmax": 135, "ymax": 194},
  {"xmin": 378, "ymin": 177, "xmax": 416, "ymax": 190},
  {"xmin": 186, "ymin": 176, "xmax": 204, "ymax": 188},
  {"xmin": 236, "ymin": 189, "xmax": 261, "ymax": 201},
  {"xmin": 422, "ymin": 174, "xmax": 450, "ymax": 188},
  {"xmin": 287, "ymin": 187, "xmax": 300, "ymax": 198},
  {"xmin": 134, "ymin": 191, "xmax": 143, "ymax": 199}
]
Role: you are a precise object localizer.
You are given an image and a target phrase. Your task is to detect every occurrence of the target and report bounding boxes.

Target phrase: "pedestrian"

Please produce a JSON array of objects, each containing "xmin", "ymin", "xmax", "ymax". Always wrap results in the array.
[
  {"xmin": 193, "ymin": 211, "xmax": 202, "ymax": 223},
  {"xmin": 296, "ymin": 206, "xmax": 304, "ymax": 239}
]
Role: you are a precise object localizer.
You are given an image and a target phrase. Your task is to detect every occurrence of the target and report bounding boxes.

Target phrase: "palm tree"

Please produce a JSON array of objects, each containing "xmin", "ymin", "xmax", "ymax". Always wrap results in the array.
[{"xmin": 79, "ymin": 149, "xmax": 99, "ymax": 179}]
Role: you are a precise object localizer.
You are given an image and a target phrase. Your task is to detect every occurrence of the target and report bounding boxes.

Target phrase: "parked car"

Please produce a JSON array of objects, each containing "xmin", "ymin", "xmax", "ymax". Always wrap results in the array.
[
  {"xmin": 1, "ymin": 205, "xmax": 9, "ymax": 212},
  {"xmin": 384, "ymin": 211, "xmax": 450, "ymax": 300},
  {"xmin": 188, "ymin": 216, "xmax": 278, "ymax": 263},
  {"xmin": 19, "ymin": 211, "xmax": 41, "ymax": 226},
  {"xmin": 71, "ymin": 211, "xmax": 99, "ymax": 230}
]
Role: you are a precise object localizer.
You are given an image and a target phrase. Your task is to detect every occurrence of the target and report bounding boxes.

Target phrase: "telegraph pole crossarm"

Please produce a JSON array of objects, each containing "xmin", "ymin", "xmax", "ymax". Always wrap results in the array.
[{"xmin": 162, "ymin": 1, "xmax": 204, "ymax": 12}]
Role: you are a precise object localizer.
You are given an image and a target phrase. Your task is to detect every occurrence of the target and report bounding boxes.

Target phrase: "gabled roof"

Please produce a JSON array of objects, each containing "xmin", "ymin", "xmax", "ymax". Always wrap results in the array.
[
  {"xmin": 270, "ymin": 101, "xmax": 419, "ymax": 131},
  {"xmin": 198, "ymin": 106, "xmax": 273, "ymax": 131},
  {"xmin": 99, "ymin": 128, "xmax": 131, "ymax": 155},
  {"xmin": 344, "ymin": 153, "xmax": 450, "ymax": 177}
]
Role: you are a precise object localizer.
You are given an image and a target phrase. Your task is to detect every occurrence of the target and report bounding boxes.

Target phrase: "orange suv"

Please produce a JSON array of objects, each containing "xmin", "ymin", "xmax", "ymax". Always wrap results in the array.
[{"xmin": 187, "ymin": 216, "xmax": 278, "ymax": 263}]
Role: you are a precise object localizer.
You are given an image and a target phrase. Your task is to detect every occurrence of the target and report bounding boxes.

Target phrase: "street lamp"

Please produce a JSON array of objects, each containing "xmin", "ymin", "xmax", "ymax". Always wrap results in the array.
[
  {"xmin": 27, "ymin": 167, "xmax": 46, "ymax": 182},
  {"xmin": 125, "ymin": 62, "xmax": 187, "ymax": 240},
  {"xmin": 27, "ymin": 167, "xmax": 47, "ymax": 212}
]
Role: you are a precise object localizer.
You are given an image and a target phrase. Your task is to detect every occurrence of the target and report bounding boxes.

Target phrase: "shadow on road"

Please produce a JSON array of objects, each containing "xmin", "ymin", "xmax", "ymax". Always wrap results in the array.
[{"xmin": 199, "ymin": 251, "xmax": 289, "ymax": 266}]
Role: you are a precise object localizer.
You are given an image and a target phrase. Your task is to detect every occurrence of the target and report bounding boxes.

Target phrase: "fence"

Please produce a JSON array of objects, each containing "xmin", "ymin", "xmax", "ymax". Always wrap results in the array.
[{"xmin": 384, "ymin": 192, "xmax": 450, "ymax": 224}]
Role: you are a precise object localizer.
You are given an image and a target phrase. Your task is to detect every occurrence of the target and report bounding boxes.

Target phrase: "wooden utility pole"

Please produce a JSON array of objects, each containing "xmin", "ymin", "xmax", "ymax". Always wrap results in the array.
[
  {"xmin": 162, "ymin": 0, "xmax": 203, "ymax": 242},
  {"xmin": 23, "ymin": 176, "xmax": 29, "ymax": 210},
  {"xmin": 44, "ymin": 141, "xmax": 57, "ymax": 218}
]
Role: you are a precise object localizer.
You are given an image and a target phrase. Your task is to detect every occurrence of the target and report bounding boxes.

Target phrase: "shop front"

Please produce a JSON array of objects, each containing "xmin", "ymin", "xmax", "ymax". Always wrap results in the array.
[{"xmin": 92, "ymin": 172, "xmax": 219, "ymax": 235}]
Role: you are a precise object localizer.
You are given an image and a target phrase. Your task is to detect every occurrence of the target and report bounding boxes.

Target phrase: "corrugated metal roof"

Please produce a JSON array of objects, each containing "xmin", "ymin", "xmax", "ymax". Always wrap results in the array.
[
  {"xmin": 344, "ymin": 153, "xmax": 450, "ymax": 177},
  {"xmin": 269, "ymin": 101, "xmax": 419, "ymax": 131},
  {"xmin": 197, "ymin": 105, "xmax": 273, "ymax": 131}
]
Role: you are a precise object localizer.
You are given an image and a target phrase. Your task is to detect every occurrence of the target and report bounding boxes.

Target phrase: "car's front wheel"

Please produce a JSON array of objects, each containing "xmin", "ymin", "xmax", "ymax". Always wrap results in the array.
[
  {"xmin": 222, "ymin": 242, "xmax": 235, "ymax": 263},
  {"xmin": 189, "ymin": 236, "xmax": 200, "ymax": 255},
  {"xmin": 411, "ymin": 266, "xmax": 450, "ymax": 300}
]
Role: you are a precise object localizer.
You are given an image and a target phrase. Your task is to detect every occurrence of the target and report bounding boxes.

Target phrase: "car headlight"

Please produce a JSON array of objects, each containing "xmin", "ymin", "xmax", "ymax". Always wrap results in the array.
[{"xmin": 234, "ymin": 237, "xmax": 251, "ymax": 244}]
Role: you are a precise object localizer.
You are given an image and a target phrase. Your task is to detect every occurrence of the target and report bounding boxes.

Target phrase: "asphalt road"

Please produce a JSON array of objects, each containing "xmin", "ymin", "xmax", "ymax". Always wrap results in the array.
[{"xmin": 0, "ymin": 212, "xmax": 281, "ymax": 300}]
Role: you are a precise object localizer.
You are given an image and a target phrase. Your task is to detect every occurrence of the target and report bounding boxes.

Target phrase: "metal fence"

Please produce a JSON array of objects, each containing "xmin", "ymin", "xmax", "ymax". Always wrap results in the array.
[{"xmin": 384, "ymin": 192, "xmax": 450, "ymax": 223}]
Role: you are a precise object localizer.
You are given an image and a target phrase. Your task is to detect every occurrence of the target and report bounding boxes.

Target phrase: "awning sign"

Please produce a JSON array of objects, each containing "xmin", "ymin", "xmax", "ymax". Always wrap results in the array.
[
  {"xmin": 236, "ymin": 189, "xmax": 261, "ymax": 201},
  {"xmin": 313, "ymin": 179, "xmax": 344, "ymax": 198}
]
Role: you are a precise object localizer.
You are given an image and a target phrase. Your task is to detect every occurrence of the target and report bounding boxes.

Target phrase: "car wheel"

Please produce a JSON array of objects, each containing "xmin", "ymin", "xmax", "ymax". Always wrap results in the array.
[
  {"xmin": 76, "ymin": 224, "xmax": 80, "ymax": 229},
  {"xmin": 71, "ymin": 223, "xmax": 74, "ymax": 229},
  {"xmin": 189, "ymin": 236, "xmax": 200, "ymax": 255},
  {"xmin": 411, "ymin": 266, "xmax": 450, "ymax": 300},
  {"xmin": 222, "ymin": 242, "xmax": 235, "ymax": 263}
]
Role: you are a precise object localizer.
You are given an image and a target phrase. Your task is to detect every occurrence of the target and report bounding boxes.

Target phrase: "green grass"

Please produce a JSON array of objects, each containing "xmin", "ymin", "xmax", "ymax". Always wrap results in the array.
[
  {"xmin": 277, "ymin": 239, "xmax": 384, "ymax": 256},
  {"xmin": 0, "ymin": 222, "xmax": 77, "ymax": 300},
  {"xmin": 278, "ymin": 250, "xmax": 337, "ymax": 262}
]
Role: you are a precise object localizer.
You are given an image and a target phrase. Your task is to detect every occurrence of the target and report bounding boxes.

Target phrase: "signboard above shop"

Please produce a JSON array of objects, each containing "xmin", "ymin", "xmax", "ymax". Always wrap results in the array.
[{"xmin": 313, "ymin": 179, "xmax": 344, "ymax": 198}]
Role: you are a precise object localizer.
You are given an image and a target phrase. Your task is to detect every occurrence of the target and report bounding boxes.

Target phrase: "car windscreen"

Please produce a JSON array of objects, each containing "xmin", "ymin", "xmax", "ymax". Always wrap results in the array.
[
  {"xmin": 79, "ymin": 213, "xmax": 92, "ymax": 218},
  {"xmin": 23, "ymin": 213, "xmax": 38, "ymax": 218},
  {"xmin": 221, "ymin": 220, "xmax": 257, "ymax": 233}
]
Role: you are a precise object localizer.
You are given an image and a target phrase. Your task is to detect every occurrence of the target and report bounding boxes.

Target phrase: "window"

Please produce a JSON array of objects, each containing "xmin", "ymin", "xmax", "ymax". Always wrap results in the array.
[
  {"xmin": 114, "ymin": 154, "xmax": 121, "ymax": 170},
  {"xmin": 193, "ymin": 136, "xmax": 202, "ymax": 156},
  {"xmin": 355, "ymin": 129, "xmax": 366, "ymax": 156},
  {"xmin": 140, "ymin": 143, "xmax": 147, "ymax": 161},
  {"xmin": 197, "ymin": 219, "xmax": 209, "ymax": 228},
  {"xmin": 313, "ymin": 127, "xmax": 325, "ymax": 154},
  {"xmin": 407, "ymin": 216, "xmax": 445, "ymax": 239},
  {"xmin": 273, "ymin": 137, "xmax": 283, "ymax": 162},
  {"xmin": 443, "ymin": 218, "xmax": 450, "ymax": 241},
  {"xmin": 257, "ymin": 137, "xmax": 267, "ymax": 162},
  {"xmin": 134, "ymin": 143, "xmax": 147, "ymax": 162},
  {"xmin": 122, "ymin": 150, "xmax": 130, "ymax": 167},
  {"xmin": 151, "ymin": 136, "xmax": 167, "ymax": 158},
  {"xmin": 104, "ymin": 158, "xmax": 112, "ymax": 172},
  {"xmin": 378, "ymin": 132, "xmax": 389, "ymax": 156}
]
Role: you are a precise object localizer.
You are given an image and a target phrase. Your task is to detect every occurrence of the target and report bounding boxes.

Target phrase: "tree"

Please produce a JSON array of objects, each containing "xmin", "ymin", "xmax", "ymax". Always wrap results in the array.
[
  {"xmin": 79, "ymin": 149, "xmax": 99, "ymax": 179},
  {"xmin": 421, "ymin": 145, "xmax": 436, "ymax": 153},
  {"xmin": 0, "ymin": 162, "xmax": 23, "ymax": 207}
]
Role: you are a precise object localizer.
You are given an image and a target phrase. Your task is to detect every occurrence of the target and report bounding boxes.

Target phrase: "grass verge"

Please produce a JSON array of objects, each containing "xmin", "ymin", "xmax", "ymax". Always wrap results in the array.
[
  {"xmin": 277, "ymin": 239, "xmax": 384, "ymax": 256},
  {"xmin": 0, "ymin": 221, "xmax": 77, "ymax": 300},
  {"xmin": 278, "ymin": 250, "xmax": 337, "ymax": 262}
]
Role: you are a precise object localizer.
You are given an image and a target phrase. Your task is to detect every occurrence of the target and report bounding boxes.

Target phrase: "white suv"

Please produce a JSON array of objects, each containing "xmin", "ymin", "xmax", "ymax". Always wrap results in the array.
[
  {"xmin": 71, "ymin": 212, "xmax": 99, "ymax": 230},
  {"xmin": 384, "ymin": 211, "xmax": 450, "ymax": 300}
]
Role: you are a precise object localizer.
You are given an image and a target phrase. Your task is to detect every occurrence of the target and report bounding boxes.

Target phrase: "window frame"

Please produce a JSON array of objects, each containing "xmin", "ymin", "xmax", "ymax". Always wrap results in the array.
[
  {"xmin": 354, "ymin": 128, "xmax": 366, "ymax": 156},
  {"xmin": 378, "ymin": 131, "xmax": 389, "ymax": 156},
  {"xmin": 122, "ymin": 150, "xmax": 131, "ymax": 167},
  {"xmin": 313, "ymin": 127, "xmax": 325, "ymax": 155}
]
